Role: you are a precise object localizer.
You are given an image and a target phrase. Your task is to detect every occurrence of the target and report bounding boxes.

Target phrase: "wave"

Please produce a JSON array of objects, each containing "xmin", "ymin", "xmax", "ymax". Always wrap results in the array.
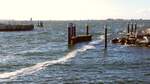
[
  {"xmin": 0, "ymin": 35, "xmax": 104, "ymax": 80},
  {"xmin": 89, "ymin": 35, "xmax": 104, "ymax": 45},
  {"xmin": 0, "ymin": 44, "xmax": 95, "ymax": 80},
  {"xmin": 0, "ymin": 50, "xmax": 78, "ymax": 80}
]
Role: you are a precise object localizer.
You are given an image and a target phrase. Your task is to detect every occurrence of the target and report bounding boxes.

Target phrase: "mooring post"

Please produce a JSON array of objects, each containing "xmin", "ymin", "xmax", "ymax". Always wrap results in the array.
[
  {"xmin": 68, "ymin": 23, "xmax": 73, "ymax": 45},
  {"xmin": 71, "ymin": 24, "xmax": 74, "ymax": 37},
  {"xmin": 134, "ymin": 23, "xmax": 137, "ymax": 33},
  {"xmin": 105, "ymin": 25, "xmax": 107, "ymax": 49},
  {"xmin": 131, "ymin": 23, "xmax": 134, "ymax": 35},
  {"xmin": 127, "ymin": 23, "xmax": 130, "ymax": 38},
  {"xmin": 68, "ymin": 24, "xmax": 71, "ymax": 45},
  {"xmin": 127, "ymin": 23, "xmax": 130, "ymax": 33},
  {"xmin": 72, "ymin": 24, "xmax": 76, "ymax": 37},
  {"xmin": 70, "ymin": 23, "xmax": 73, "ymax": 38},
  {"xmin": 134, "ymin": 23, "xmax": 137, "ymax": 37},
  {"xmin": 86, "ymin": 24, "xmax": 89, "ymax": 35}
]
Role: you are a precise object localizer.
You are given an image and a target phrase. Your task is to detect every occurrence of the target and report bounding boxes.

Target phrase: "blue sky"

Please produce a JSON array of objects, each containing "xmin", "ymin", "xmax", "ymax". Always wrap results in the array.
[{"xmin": 0, "ymin": 0, "xmax": 149, "ymax": 20}]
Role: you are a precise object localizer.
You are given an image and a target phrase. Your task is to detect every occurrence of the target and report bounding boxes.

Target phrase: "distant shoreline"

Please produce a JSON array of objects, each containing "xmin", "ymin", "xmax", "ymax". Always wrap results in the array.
[{"xmin": 0, "ymin": 19, "xmax": 150, "ymax": 22}]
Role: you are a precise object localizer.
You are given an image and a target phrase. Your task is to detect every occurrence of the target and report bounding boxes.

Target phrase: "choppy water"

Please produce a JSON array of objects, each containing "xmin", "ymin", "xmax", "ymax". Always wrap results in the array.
[{"xmin": 0, "ymin": 20, "xmax": 150, "ymax": 84}]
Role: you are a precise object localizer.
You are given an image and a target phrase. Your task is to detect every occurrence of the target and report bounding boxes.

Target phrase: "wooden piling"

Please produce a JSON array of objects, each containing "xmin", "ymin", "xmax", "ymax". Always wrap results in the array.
[
  {"xmin": 86, "ymin": 24, "xmax": 89, "ymax": 35},
  {"xmin": 127, "ymin": 23, "xmax": 130, "ymax": 33},
  {"xmin": 72, "ymin": 24, "xmax": 76, "ymax": 37},
  {"xmin": 105, "ymin": 25, "xmax": 107, "ymax": 49},
  {"xmin": 71, "ymin": 27, "xmax": 73, "ymax": 38},
  {"xmin": 134, "ymin": 23, "xmax": 137, "ymax": 33},
  {"xmin": 68, "ymin": 26, "xmax": 71, "ymax": 45},
  {"xmin": 71, "ymin": 25, "xmax": 74, "ymax": 37},
  {"xmin": 68, "ymin": 23, "xmax": 74, "ymax": 45},
  {"xmin": 131, "ymin": 23, "xmax": 134, "ymax": 35}
]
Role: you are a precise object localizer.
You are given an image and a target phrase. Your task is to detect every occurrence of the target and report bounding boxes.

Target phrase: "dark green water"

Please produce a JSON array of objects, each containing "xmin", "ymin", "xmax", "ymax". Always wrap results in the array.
[{"xmin": 0, "ymin": 20, "xmax": 149, "ymax": 84}]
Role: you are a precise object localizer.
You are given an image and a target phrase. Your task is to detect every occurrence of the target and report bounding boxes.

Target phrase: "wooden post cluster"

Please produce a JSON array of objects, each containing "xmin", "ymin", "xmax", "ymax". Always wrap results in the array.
[
  {"xmin": 127, "ymin": 23, "xmax": 137, "ymax": 36},
  {"xmin": 68, "ymin": 23, "xmax": 76, "ymax": 45},
  {"xmin": 68, "ymin": 23, "xmax": 92, "ymax": 45}
]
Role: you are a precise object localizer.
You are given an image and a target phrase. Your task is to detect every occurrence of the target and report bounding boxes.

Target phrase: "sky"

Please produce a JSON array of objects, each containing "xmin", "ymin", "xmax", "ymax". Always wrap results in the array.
[{"xmin": 0, "ymin": 0, "xmax": 150, "ymax": 20}]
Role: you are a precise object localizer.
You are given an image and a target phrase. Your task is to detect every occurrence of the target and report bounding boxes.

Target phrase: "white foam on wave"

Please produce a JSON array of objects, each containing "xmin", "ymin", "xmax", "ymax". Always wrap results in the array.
[
  {"xmin": 89, "ymin": 35, "xmax": 105, "ymax": 45},
  {"xmin": 0, "ymin": 35, "xmax": 105, "ymax": 80},
  {"xmin": 18, "ymin": 49, "xmax": 42, "ymax": 54},
  {"xmin": 0, "ymin": 50, "xmax": 78, "ymax": 79},
  {"xmin": 0, "ymin": 44, "xmax": 96, "ymax": 79},
  {"xmin": 79, "ymin": 45, "xmax": 95, "ymax": 52}
]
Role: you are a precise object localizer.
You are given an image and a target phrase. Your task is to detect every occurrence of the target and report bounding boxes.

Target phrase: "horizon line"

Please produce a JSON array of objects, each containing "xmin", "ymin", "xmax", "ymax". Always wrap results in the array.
[{"xmin": 0, "ymin": 18, "xmax": 150, "ymax": 21}]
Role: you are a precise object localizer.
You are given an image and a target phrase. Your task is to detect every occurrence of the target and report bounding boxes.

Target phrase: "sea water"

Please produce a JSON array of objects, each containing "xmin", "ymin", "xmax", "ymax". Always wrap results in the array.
[{"xmin": 0, "ymin": 20, "xmax": 149, "ymax": 84}]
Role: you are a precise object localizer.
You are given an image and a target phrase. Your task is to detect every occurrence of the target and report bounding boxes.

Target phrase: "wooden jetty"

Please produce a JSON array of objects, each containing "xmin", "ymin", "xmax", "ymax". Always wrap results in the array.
[
  {"xmin": 68, "ymin": 23, "xmax": 92, "ymax": 45},
  {"xmin": 112, "ymin": 23, "xmax": 150, "ymax": 47},
  {"xmin": 112, "ymin": 23, "xmax": 137, "ymax": 45},
  {"xmin": 0, "ymin": 24, "xmax": 34, "ymax": 31}
]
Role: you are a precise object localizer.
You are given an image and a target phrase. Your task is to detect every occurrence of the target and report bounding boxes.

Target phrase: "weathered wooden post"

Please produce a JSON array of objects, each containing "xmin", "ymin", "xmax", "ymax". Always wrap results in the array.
[
  {"xmin": 105, "ymin": 25, "xmax": 107, "ymax": 49},
  {"xmin": 134, "ymin": 23, "xmax": 137, "ymax": 37},
  {"xmin": 86, "ymin": 24, "xmax": 89, "ymax": 35},
  {"xmin": 68, "ymin": 24, "xmax": 71, "ymax": 45},
  {"xmin": 134, "ymin": 23, "xmax": 137, "ymax": 33},
  {"xmin": 131, "ymin": 23, "xmax": 134, "ymax": 35},
  {"xmin": 127, "ymin": 23, "xmax": 130, "ymax": 33},
  {"xmin": 68, "ymin": 23, "xmax": 73, "ymax": 45},
  {"xmin": 72, "ymin": 24, "xmax": 76, "ymax": 37},
  {"xmin": 71, "ymin": 24, "xmax": 74, "ymax": 37},
  {"xmin": 70, "ymin": 23, "xmax": 74, "ymax": 38}
]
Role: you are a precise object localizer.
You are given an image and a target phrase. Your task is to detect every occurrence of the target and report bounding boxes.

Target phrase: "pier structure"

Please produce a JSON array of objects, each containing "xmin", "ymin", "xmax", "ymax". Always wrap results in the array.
[
  {"xmin": 112, "ymin": 23, "xmax": 138, "ymax": 45},
  {"xmin": 0, "ymin": 24, "xmax": 34, "ymax": 31},
  {"xmin": 68, "ymin": 23, "xmax": 92, "ymax": 45},
  {"xmin": 111, "ymin": 23, "xmax": 150, "ymax": 47}
]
